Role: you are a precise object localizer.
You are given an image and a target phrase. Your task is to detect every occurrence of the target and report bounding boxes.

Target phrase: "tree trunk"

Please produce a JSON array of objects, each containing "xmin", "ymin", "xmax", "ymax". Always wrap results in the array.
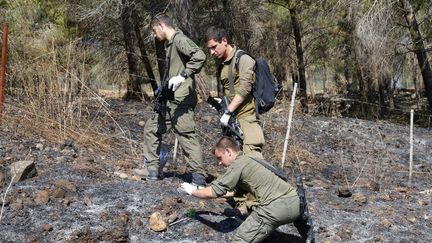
[
  {"xmin": 131, "ymin": 10, "xmax": 158, "ymax": 95},
  {"xmin": 174, "ymin": 0, "xmax": 209, "ymax": 101},
  {"xmin": 289, "ymin": 7, "xmax": 308, "ymax": 112},
  {"xmin": 121, "ymin": 0, "xmax": 142, "ymax": 100},
  {"xmin": 155, "ymin": 39, "xmax": 166, "ymax": 82},
  {"xmin": 400, "ymin": 0, "xmax": 432, "ymax": 112},
  {"xmin": 174, "ymin": 0, "xmax": 195, "ymax": 40}
]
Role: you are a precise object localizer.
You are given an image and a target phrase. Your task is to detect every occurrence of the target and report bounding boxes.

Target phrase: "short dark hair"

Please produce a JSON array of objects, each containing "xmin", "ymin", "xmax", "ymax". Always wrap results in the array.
[
  {"xmin": 205, "ymin": 26, "xmax": 229, "ymax": 43},
  {"xmin": 150, "ymin": 13, "xmax": 174, "ymax": 28},
  {"xmin": 213, "ymin": 136, "xmax": 240, "ymax": 154}
]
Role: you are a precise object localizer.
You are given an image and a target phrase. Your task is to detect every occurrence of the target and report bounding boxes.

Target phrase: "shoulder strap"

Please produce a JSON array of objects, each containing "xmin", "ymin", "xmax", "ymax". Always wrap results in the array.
[
  {"xmin": 249, "ymin": 156, "xmax": 288, "ymax": 181},
  {"xmin": 227, "ymin": 50, "xmax": 247, "ymax": 96},
  {"xmin": 216, "ymin": 63, "xmax": 224, "ymax": 97}
]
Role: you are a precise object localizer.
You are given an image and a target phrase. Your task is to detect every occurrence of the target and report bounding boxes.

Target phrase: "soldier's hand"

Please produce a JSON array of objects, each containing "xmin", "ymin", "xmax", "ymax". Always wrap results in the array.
[
  {"xmin": 181, "ymin": 182, "xmax": 196, "ymax": 195},
  {"xmin": 220, "ymin": 112, "xmax": 231, "ymax": 126},
  {"xmin": 209, "ymin": 97, "xmax": 222, "ymax": 111},
  {"xmin": 168, "ymin": 75, "xmax": 185, "ymax": 91}
]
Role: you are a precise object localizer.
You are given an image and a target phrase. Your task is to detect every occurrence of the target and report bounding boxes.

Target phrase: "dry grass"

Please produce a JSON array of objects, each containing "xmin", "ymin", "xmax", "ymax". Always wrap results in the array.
[{"xmin": 3, "ymin": 39, "xmax": 140, "ymax": 163}]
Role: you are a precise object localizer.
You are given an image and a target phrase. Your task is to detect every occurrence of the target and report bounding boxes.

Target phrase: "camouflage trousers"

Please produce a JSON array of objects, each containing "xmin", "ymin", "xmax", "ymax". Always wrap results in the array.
[
  {"xmin": 238, "ymin": 115, "xmax": 265, "ymax": 160},
  {"xmin": 143, "ymin": 102, "xmax": 207, "ymax": 184},
  {"xmin": 231, "ymin": 193, "xmax": 300, "ymax": 243}
]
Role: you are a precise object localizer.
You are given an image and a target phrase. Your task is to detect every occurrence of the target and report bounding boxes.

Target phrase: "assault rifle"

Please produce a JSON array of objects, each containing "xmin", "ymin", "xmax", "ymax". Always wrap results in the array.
[
  {"xmin": 207, "ymin": 96, "xmax": 244, "ymax": 146},
  {"xmin": 153, "ymin": 86, "xmax": 165, "ymax": 115}
]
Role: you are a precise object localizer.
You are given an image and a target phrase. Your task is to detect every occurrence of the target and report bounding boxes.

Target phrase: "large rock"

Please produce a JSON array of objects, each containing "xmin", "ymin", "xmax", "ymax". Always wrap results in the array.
[
  {"xmin": 9, "ymin": 160, "xmax": 37, "ymax": 183},
  {"xmin": 148, "ymin": 211, "xmax": 167, "ymax": 232}
]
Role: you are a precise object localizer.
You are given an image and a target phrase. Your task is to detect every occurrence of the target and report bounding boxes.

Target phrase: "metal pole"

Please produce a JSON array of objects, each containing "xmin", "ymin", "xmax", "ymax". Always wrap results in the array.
[
  {"xmin": 281, "ymin": 82, "xmax": 298, "ymax": 168},
  {"xmin": 0, "ymin": 23, "xmax": 9, "ymax": 120},
  {"xmin": 408, "ymin": 109, "xmax": 414, "ymax": 187}
]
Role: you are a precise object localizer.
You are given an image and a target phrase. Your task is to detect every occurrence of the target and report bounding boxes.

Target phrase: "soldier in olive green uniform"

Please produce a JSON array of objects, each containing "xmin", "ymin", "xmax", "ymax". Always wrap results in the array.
[
  {"xmin": 205, "ymin": 27, "xmax": 265, "ymax": 160},
  {"xmin": 180, "ymin": 137, "xmax": 302, "ymax": 243},
  {"xmin": 143, "ymin": 14, "xmax": 207, "ymax": 186}
]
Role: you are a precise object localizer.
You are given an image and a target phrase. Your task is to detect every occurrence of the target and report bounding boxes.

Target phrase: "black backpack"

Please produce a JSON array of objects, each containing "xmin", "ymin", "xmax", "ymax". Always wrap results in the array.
[{"xmin": 218, "ymin": 49, "xmax": 279, "ymax": 117}]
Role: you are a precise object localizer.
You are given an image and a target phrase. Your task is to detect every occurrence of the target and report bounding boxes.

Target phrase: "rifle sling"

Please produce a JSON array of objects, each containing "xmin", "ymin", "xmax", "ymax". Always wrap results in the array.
[{"xmin": 249, "ymin": 156, "xmax": 288, "ymax": 181}]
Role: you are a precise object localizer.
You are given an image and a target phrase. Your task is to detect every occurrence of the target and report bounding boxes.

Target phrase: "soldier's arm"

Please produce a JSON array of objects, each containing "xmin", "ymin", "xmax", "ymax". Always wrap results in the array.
[
  {"xmin": 191, "ymin": 187, "xmax": 235, "ymax": 199},
  {"xmin": 227, "ymin": 55, "xmax": 255, "ymax": 113},
  {"xmin": 175, "ymin": 36, "xmax": 206, "ymax": 77}
]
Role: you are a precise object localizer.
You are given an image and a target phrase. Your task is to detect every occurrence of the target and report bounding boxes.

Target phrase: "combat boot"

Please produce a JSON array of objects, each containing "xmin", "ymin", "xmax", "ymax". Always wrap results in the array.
[{"xmin": 146, "ymin": 169, "xmax": 162, "ymax": 180}]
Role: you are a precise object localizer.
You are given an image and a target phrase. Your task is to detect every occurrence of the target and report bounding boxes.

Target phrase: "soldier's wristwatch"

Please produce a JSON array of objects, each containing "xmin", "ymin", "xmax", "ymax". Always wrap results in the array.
[{"xmin": 180, "ymin": 70, "xmax": 188, "ymax": 79}]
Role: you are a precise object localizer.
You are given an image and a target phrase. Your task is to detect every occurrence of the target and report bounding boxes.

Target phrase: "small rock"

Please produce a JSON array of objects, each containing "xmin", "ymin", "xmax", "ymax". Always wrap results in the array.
[
  {"xmin": 395, "ymin": 187, "xmax": 408, "ymax": 193},
  {"xmin": 51, "ymin": 188, "xmax": 66, "ymax": 199},
  {"xmin": 54, "ymin": 180, "xmax": 77, "ymax": 192},
  {"xmin": 369, "ymin": 181, "xmax": 380, "ymax": 191},
  {"xmin": 353, "ymin": 192, "xmax": 367, "ymax": 205},
  {"xmin": 0, "ymin": 171, "xmax": 5, "ymax": 186},
  {"xmin": 149, "ymin": 211, "xmax": 167, "ymax": 232},
  {"xmin": 41, "ymin": 224, "xmax": 53, "ymax": 232},
  {"xmin": 373, "ymin": 234, "xmax": 384, "ymax": 242},
  {"xmin": 61, "ymin": 139, "xmax": 74, "ymax": 148},
  {"xmin": 382, "ymin": 219, "xmax": 392, "ymax": 228},
  {"xmin": 337, "ymin": 186, "xmax": 352, "ymax": 198},
  {"xmin": 35, "ymin": 143, "xmax": 44, "ymax": 150},
  {"xmin": 26, "ymin": 235, "xmax": 38, "ymax": 243},
  {"xmin": 299, "ymin": 161, "xmax": 307, "ymax": 166},
  {"xmin": 117, "ymin": 172, "xmax": 128, "ymax": 179},
  {"xmin": 61, "ymin": 148, "xmax": 76, "ymax": 157},
  {"xmin": 418, "ymin": 199, "xmax": 427, "ymax": 206},
  {"xmin": 133, "ymin": 216, "xmax": 143, "ymax": 228},
  {"xmin": 117, "ymin": 213, "xmax": 129, "ymax": 225},
  {"xmin": 131, "ymin": 175, "xmax": 141, "ymax": 181},
  {"xmin": 84, "ymin": 196, "xmax": 92, "ymax": 206},
  {"xmin": 63, "ymin": 198, "xmax": 71, "ymax": 207},
  {"xmin": 34, "ymin": 190, "xmax": 50, "ymax": 204},
  {"xmin": 407, "ymin": 216, "xmax": 416, "ymax": 223},
  {"xmin": 336, "ymin": 224, "xmax": 352, "ymax": 240},
  {"xmin": 10, "ymin": 199, "xmax": 23, "ymax": 211},
  {"xmin": 138, "ymin": 121, "xmax": 146, "ymax": 127},
  {"xmin": 165, "ymin": 212, "xmax": 179, "ymax": 224}
]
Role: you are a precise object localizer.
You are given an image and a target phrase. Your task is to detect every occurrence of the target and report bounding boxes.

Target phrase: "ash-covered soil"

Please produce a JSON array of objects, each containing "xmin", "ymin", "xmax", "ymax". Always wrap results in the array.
[{"xmin": 0, "ymin": 97, "xmax": 431, "ymax": 243}]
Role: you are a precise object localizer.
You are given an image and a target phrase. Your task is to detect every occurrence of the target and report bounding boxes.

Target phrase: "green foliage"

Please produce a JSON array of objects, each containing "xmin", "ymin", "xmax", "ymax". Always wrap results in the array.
[{"xmin": 186, "ymin": 208, "xmax": 196, "ymax": 218}]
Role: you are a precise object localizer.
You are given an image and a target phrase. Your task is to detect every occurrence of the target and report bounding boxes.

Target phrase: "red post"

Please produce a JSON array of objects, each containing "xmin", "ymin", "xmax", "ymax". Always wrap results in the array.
[{"xmin": 0, "ymin": 23, "xmax": 8, "ymax": 119}]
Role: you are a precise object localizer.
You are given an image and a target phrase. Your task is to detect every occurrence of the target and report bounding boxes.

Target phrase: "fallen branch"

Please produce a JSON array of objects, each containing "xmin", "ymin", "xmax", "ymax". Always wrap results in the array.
[{"xmin": 0, "ymin": 173, "xmax": 16, "ymax": 223}]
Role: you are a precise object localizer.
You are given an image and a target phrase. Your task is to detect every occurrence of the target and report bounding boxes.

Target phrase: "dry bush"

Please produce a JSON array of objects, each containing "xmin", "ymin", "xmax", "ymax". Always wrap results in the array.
[{"xmin": 4, "ymin": 36, "xmax": 139, "ymax": 162}]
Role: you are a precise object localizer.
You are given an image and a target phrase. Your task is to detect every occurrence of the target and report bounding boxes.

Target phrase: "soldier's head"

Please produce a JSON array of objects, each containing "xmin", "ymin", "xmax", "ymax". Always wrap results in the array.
[
  {"xmin": 150, "ymin": 13, "xmax": 175, "ymax": 41},
  {"xmin": 213, "ymin": 136, "xmax": 240, "ymax": 167},
  {"xmin": 205, "ymin": 26, "xmax": 230, "ymax": 59}
]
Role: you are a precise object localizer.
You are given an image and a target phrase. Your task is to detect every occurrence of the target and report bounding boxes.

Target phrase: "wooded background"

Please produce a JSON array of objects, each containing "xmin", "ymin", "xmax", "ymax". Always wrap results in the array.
[{"xmin": 1, "ymin": 0, "xmax": 431, "ymax": 123}]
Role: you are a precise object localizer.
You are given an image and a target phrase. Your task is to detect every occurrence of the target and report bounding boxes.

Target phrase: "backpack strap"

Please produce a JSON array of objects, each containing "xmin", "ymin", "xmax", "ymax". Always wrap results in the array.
[
  {"xmin": 227, "ymin": 49, "xmax": 253, "ymax": 96},
  {"xmin": 231, "ymin": 50, "xmax": 261, "ymax": 119}
]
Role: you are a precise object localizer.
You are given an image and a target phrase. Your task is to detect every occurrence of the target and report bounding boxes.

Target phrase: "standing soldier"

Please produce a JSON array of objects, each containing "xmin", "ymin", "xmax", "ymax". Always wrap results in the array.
[
  {"xmin": 138, "ymin": 14, "xmax": 207, "ymax": 188},
  {"xmin": 205, "ymin": 26, "xmax": 265, "ymax": 160}
]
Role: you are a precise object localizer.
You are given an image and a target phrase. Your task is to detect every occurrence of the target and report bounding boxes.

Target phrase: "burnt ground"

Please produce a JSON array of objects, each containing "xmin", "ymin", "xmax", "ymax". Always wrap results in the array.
[{"xmin": 0, "ymin": 96, "xmax": 431, "ymax": 243}]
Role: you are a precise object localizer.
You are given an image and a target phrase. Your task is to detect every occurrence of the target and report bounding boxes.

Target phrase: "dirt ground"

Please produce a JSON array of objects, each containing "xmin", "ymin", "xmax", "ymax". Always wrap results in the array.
[{"xmin": 0, "ymin": 96, "xmax": 431, "ymax": 243}]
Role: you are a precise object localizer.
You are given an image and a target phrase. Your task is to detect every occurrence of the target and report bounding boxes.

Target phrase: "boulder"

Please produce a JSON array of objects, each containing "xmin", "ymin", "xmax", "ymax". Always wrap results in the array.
[{"xmin": 9, "ymin": 160, "xmax": 37, "ymax": 183}]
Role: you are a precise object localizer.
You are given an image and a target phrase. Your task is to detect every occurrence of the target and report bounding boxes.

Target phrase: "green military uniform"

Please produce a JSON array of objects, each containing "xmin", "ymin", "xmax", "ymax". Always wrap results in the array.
[
  {"xmin": 220, "ymin": 46, "xmax": 265, "ymax": 159},
  {"xmin": 210, "ymin": 153, "xmax": 300, "ymax": 242},
  {"xmin": 143, "ymin": 31, "xmax": 207, "ymax": 185}
]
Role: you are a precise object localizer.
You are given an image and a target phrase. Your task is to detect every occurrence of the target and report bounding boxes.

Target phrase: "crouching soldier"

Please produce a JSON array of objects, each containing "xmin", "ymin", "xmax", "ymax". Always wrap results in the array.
[{"xmin": 180, "ymin": 136, "xmax": 312, "ymax": 242}]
